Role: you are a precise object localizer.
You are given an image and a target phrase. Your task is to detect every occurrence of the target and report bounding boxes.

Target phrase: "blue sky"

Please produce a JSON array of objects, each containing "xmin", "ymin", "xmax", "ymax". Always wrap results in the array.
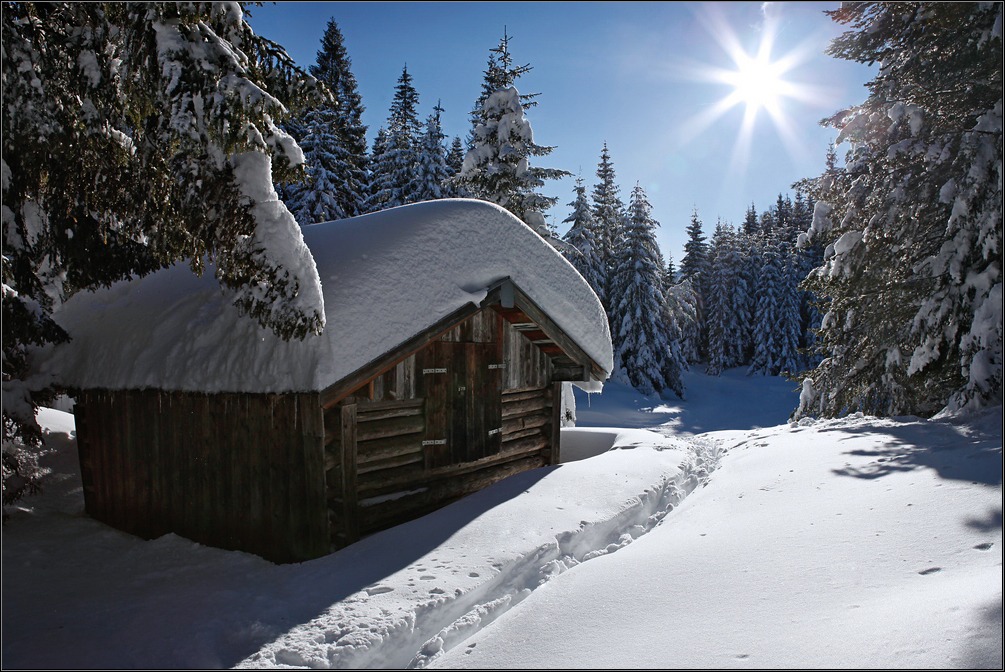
[{"xmin": 246, "ymin": 1, "xmax": 876, "ymax": 262}]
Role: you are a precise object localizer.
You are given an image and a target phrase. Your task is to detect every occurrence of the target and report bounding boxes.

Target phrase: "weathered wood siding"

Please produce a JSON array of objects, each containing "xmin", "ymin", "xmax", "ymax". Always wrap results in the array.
[
  {"xmin": 74, "ymin": 390, "xmax": 328, "ymax": 564},
  {"xmin": 324, "ymin": 307, "xmax": 559, "ymax": 545}
]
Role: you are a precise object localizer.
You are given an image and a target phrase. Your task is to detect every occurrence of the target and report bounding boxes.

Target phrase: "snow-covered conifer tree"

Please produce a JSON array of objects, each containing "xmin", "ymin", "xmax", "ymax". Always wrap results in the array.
[
  {"xmin": 747, "ymin": 233, "xmax": 781, "ymax": 376},
  {"xmin": 609, "ymin": 184, "xmax": 682, "ymax": 398},
  {"xmin": 795, "ymin": 2, "xmax": 1002, "ymax": 418},
  {"xmin": 369, "ymin": 66, "xmax": 423, "ymax": 211},
  {"xmin": 591, "ymin": 143, "xmax": 625, "ymax": 294},
  {"xmin": 663, "ymin": 253, "xmax": 677, "ymax": 292},
  {"xmin": 280, "ymin": 105, "xmax": 343, "ymax": 226},
  {"xmin": 663, "ymin": 279, "xmax": 697, "ymax": 397},
  {"xmin": 366, "ymin": 127, "xmax": 392, "ymax": 213},
  {"xmin": 456, "ymin": 32, "xmax": 569, "ymax": 233},
  {"xmin": 743, "ymin": 203, "xmax": 759, "ymax": 236},
  {"xmin": 680, "ymin": 208, "xmax": 711, "ymax": 360},
  {"xmin": 2, "ymin": 2, "xmax": 326, "ymax": 504},
  {"xmin": 445, "ymin": 136, "xmax": 467, "ymax": 196},
  {"xmin": 413, "ymin": 104, "xmax": 453, "ymax": 202},
  {"xmin": 562, "ymin": 177, "xmax": 605, "ymax": 305},
  {"xmin": 304, "ymin": 18, "xmax": 369, "ymax": 219},
  {"xmin": 706, "ymin": 221, "xmax": 749, "ymax": 375},
  {"xmin": 775, "ymin": 239, "xmax": 805, "ymax": 375}
]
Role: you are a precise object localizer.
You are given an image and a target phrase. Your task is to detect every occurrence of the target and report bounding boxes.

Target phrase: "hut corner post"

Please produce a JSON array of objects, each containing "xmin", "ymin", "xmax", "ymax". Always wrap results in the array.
[{"xmin": 549, "ymin": 381, "xmax": 562, "ymax": 466}]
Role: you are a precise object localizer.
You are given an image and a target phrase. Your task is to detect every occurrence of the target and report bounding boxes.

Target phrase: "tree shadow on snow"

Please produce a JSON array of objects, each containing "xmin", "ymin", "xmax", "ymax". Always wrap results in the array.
[
  {"xmin": 826, "ymin": 412, "xmax": 1003, "ymax": 487},
  {"xmin": 960, "ymin": 595, "xmax": 1004, "ymax": 669}
]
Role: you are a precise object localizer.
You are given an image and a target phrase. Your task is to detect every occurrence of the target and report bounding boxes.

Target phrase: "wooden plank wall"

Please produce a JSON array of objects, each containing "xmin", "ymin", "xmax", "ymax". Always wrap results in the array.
[
  {"xmin": 74, "ymin": 390, "xmax": 328, "ymax": 564},
  {"xmin": 324, "ymin": 307, "xmax": 559, "ymax": 545}
]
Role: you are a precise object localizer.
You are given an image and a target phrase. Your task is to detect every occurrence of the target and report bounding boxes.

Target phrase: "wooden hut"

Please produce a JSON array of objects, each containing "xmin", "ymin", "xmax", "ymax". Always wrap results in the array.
[{"xmin": 38, "ymin": 199, "xmax": 612, "ymax": 564}]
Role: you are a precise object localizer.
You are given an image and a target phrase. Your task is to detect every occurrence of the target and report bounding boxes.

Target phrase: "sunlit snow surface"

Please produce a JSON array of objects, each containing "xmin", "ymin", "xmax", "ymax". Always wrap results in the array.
[{"xmin": 2, "ymin": 372, "xmax": 1001, "ymax": 669}]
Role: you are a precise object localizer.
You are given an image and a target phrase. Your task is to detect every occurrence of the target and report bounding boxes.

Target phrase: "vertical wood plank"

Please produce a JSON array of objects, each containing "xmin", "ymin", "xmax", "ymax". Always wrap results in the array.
[
  {"xmin": 301, "ymin": 394, "xmax": 329, "ymax": 558},
  {"xmin": 144, "ymin": 390, "xmax": 162, "ymax": 538},
  {"xmin": 341, "ymin": 403, "xmax": 359, "ymax": 544},
  {"xmin": 449, "ymin": 342, "xmax": 466, "ymax": 465},
  {"xmin": 486, "ymin": 339, "xmax": 503, "ymax": 458}
]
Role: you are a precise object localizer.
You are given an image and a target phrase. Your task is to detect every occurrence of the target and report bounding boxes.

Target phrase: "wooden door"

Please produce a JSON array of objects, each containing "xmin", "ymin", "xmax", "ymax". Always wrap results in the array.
[{"xmin": 419, "ymin": 339, "xmax": 502, "ymax": 469}]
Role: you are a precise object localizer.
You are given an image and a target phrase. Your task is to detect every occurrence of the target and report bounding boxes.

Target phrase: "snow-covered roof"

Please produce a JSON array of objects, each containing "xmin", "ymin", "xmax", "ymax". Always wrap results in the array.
[{"xmin": 34, "ymin": 199, "xmax": 612, "ymax": 394}]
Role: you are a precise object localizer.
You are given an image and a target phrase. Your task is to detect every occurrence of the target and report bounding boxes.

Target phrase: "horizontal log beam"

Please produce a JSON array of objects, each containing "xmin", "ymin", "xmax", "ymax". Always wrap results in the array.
[
  {"xmin": 357, "ymin": 432, "xmax": 423, "ymax": 464},
  {"xmin": 502, "ymin": 387, "xmax": 549, "ymax": 403},
  {"xmin": 357, "ymin": 439, "xmax": 548, "ymax": 500},
  {"xmin": 357, "ymin": 451, "xmax": 424, "ymax": 476},
  {"xmin": 356, "ymin": 414, "xmax": 424, "ymax": 442},
  {"xmin": 502, "ymin": 396, "xmax": 549, "ymax": 419},
  {"xmin": 359, "ymin": 454, "xmax": 546, "ymax": 534}
]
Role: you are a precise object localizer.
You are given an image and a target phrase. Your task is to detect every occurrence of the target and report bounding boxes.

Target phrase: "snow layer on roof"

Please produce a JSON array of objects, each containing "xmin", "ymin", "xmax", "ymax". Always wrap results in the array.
[{"xmin": 34, "ymin": 199, "xmax": 612, "ymax": 394}]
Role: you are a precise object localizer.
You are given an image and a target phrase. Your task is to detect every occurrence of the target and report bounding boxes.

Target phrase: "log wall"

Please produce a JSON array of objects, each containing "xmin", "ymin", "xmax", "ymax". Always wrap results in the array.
[
  {"xmin": 74, "ymin": 389, "xmax": 329, "ymax": 564},
  {"xmin": 323, "ymin": 307, "xmax": 560, "ymax": 546}
]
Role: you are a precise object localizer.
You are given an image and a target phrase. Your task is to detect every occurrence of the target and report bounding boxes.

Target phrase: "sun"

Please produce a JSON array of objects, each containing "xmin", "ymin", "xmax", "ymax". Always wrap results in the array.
[
  {"xmin": 677, "ymin": 6, "xmax": 824, "ymax": 181},
  {"xmin": 725, "ymin": 50, "xmax": 790, "ymax": 115}
]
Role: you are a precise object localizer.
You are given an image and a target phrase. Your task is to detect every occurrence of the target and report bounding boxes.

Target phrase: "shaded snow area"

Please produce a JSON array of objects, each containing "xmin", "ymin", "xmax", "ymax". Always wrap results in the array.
[
  {"xmin": 3, "ymin": 371, "xmax": 1002, "ymax": 669},
  {"xmin": 32, "ymin": 199, "xmax": 611, "ymax": 394}
]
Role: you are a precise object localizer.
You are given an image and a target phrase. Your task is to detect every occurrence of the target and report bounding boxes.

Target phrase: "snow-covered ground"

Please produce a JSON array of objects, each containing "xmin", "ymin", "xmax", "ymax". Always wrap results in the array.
[{"xmin": 2, "ymin": 369, "xmax": 1001, "ymax": 669}]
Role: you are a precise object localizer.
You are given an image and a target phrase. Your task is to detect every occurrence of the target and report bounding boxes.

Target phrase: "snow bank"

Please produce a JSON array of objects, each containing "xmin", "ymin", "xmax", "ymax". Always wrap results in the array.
[{"xmin": 32, "ymin": 199, "xmax": 612, "ymax": 393}]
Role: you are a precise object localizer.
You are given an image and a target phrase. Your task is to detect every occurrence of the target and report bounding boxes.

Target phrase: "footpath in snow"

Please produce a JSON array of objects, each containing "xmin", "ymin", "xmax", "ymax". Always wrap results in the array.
[
  {"xmin": 2, "ymin": 371, "xmax": 1000, "ymax": 669},
  {"xmin": 1, "ymin": 406, "xmax": 718, "ymax": 669},
  {"xmin": 433, "ymin": 406, "xmax": 1004, "ymax": 669}
]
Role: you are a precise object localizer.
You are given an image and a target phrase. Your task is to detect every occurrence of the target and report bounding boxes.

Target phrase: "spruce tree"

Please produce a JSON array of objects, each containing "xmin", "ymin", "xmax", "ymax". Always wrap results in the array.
[
  {"xmin": 591, "ymin": 143, "xmax": 625, "ymax": 276},
  {"xmin": 370, "ymin": 66, "xmax": 423, "ymax": 211},
  {"xmin": 308, "ymin": 18, "xmax": 369, "ymax": 218},
  {"xmin": 706, "ymin": 221, "xmax": 749, "ymax": 375},
  {"xmin": 413, "ymin": 104, "xmax": 453, "ymax": 202},
  {"xmin": 366, "ymin": 128, "xmax": 391, "ymax": 213},
  {"xmin": 456, "ymin": 31, "xmax": 569, "ymax": 234},
  {"xmin": 610, "ymin": 185, "xmax": 682, "ymax": 398},
  {"xmin": 445, "ymin": 136, "xmax": 467, "ymax": 196},
  {"xmin": 680, "ymin": 208, "xmax": 711, "ymax": 359},
  {"xmin": 775, "ymin": 238, "xmax": 805, "ymax": 375},
  {"xmin": 2, "ymin": 2, "xmax": 325, "ymax": 504},
  {"xmin": 279, "ymin": 105, "xmax": 344, "ymax": 225},
  {"xmin": 664, "ymin": 253, "xmax": 677, "ymax": 289},
  {"xmin": 795, "ymin": 2, "xmax": 1002, "ymax": 418},
  {"xmin": 747, "ymin": 232, "xmax": 781, "ymax": 376},
  {"xmin": 562, "ymin": 177, "xmax": 605, "ymax": 303},
  {"xmin": 743, "ymin": 203, "xmax": 759, "ymax": 236}
]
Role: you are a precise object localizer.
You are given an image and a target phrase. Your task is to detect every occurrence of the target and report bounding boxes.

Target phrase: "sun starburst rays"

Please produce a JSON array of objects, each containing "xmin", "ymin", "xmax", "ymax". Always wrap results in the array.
[{"xmin": 675, "ymin": 7, "xmax": 830, "ymax": 189}]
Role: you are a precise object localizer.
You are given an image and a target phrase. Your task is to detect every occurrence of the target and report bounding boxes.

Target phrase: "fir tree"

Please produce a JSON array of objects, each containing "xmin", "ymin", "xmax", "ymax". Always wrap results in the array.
[
  {"xmin": 467, "ymin": 27, "xmax": 537, "ymax": 148},
  {"xmin": 562, "ymin": 176, "xmax": 605, "ymax": 305},
  {"xmin": 366, "ymin": 128, "xmax": 391, "ymax": 213},
  {"xmin": 280, "ymin": 105, "xmax": 344, "ymax": 225},
  {"xmin": 457, "ymin": 31, "xmax": 569, "ymax": 234},
  {"xmin": 370, "ymin": 66, "xmax": 423, "ymax": 210},
  {"xmin": 664, "ymin": 253, "xmax": 677, "ymax": 291},
  {"xmin": 705, "ymin": 221, "xmax": 749, "ymax": 375},
  {"xmin": 747, "ymin": 233, "xmax": 782, "ymax": 376},
  {"xmin": 610, "ymin": 185, "xmax": 683, "ymax": 398},
  {"xmin": 2, "ymin": 2, "xmax": 325, "ymax": 505},
  {"xmin": 795, "ymin": 2, "xmax": 1002, "ymax": 418},
  {"xmin": 775, "ymin": 238, "xmax": 805, "ymax": 375},
  {"xmin": 413, "ymin": 104, "xmax": 453, "ymax": 202},
  {"xmin": 591, "ymin": 143, "xmax": 625, "ymax": 276},
  {"xmin": 307, "ymin": 18, "xmax": 369, "ymax": 218},
  {"xmin": 743, "ymin": 202, "xmax": 759, "ymax": 236},
  {"xmin": 445, "ymin": 136, "xmax": 467, "ymax": 195},
  {"xmin": 680, "ymin": 208, "xmax": 711, "ymax": 360}
]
